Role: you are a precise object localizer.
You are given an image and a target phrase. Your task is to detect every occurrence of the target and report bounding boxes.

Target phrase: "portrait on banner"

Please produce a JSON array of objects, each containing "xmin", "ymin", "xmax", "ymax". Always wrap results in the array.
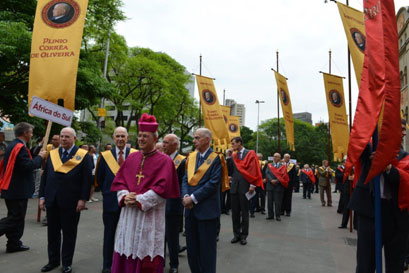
[
  {"xmin": 350, "ymin": 28, "xmax": 366, "ymax": 52},
  {"xmin": 280, "ymin": 89, "xmax": 289, "ymax": 105},
  {"xmin": 202, "ymin": 89, "xmax": 216, "ymax": 105},
  {"xmin": 329, "ymin": 90, "xmax": 343, "ymax": 107},
  {"xmin": 42, "ymin": 0, "xmax": 80, "ymax": 28}
]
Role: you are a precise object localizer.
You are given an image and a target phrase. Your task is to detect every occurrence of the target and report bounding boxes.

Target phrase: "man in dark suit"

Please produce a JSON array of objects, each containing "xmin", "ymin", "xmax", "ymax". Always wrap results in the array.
[
  {"xmin": 182, "ymin": 128, "xmax": 221, "ymax": 273},
  {"xmin": 163, "ymin": 133, "xmax": 187, "ymax": 273},
  {"xmin": 281, "ymin": 153, "xmax": 296, "ymax": 216},
  {"xmin": 39, "ymin": 127, "xmax": 92, "ymax": 273},
  {"xmin": 227, "ymin": 136, "xmax": 257, "ymax": 245},
  {"xmin": 265, "ymin": 153, "xmax": 285, "ymax": 221},
  {"xmin": 350, "ymin": 120, "xmax": 409, "ymax": 273},
  {"xmin": 0, "ymin": 122, "xmax": 46, "ymax": 252},
  {"xmin": 95, "ymin": 127, "xmax": 135, "ymax": 273}
]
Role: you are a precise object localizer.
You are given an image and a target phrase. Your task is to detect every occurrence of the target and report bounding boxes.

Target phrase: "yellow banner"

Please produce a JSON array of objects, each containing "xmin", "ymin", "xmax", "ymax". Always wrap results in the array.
[
  {"xmin": 274, "ymin": 72, "xmax": 295, "ymax": 151},
  {"xmin": 28, "ymin": 0, "xmax": 89, "ymax": 111},
  {"xmin": 196, "ymin": 75, "xmax": 230, "ymax": 151},
  {"xmin": 337, "ymin": 2, "xmax": 365, "ymax": 87},
  {"xmin": 323, "ymin": 73, "xmax": 349, "ymax": 161},
  {"xmin": 98, "ymin": 108, "xmax": 106, "ymax": 117},
  {"xmin": 228, "ymin": 115, "xmax": 241, "ymax": 138}
]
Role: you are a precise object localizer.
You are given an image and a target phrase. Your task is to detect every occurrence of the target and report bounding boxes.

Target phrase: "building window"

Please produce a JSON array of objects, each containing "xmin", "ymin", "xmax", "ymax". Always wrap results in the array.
[{"xmin": 401, "ymin": 71, "xmax": 404, "ymax": 87}]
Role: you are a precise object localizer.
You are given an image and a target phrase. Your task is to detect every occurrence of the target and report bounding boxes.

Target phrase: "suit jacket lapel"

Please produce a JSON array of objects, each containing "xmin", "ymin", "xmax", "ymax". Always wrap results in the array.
[{"xmin": 111, "ymin": 147, "xmax": 117, "ymax": 161}]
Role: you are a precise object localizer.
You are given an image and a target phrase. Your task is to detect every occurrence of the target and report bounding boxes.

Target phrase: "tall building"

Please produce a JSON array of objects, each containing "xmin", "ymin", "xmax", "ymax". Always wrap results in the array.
[
  {"xmin": 397, "ymin": 7, "xmax": 409, "ymax": 150},
  {"xmin": 293, "ymin": 112, "xmax": 312, "ymax": 124},
  {"xmin": 225, "ymin": 99, "xmax": 246, "ymax": 127}
]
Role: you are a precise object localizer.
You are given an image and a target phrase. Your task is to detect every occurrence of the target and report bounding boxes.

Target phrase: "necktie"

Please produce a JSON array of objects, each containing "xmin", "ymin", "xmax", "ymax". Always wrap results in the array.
[
  {"xmin": 198, "ymin": 155, "xmax": 204, "ymax": 167},
  {"xmin": 62, "ymin": 151, "xmax": 69, "ymax": 163},
  {"xmin": 238, "ymin": 151, "xmax": 242, "ymax": 160},
  {"xmin": 118, "ymin": 150, "xmax": 124, "ymax": 166}
]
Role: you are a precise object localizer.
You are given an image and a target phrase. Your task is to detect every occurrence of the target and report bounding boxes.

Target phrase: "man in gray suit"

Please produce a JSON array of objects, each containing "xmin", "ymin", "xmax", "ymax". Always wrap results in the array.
[
  {"xmin": 265, "ymin": 153, "xmax": 285, "ymax": 221},
  {"xmin": 228, "ymin": 137, "xmax": 256, "ymax": 245}
]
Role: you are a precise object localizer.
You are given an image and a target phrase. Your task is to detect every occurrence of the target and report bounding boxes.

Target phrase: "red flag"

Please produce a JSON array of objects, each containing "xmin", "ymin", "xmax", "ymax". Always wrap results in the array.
[
  {"xmin": 267, "ymin": 164, "xmax": 289, "ymax": 188},
  {"xmin": 345, "ymin": 0, "xmax": 401, "ymax": 183},
  {"xmin": 233, "ymin": 150, "xmax": 264, "ymax": 189}
]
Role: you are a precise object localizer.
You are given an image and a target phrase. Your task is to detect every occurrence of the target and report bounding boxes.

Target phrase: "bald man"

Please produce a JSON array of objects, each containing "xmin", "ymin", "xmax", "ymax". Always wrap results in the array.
[
  {"xmin": 39, "ymin": 127, "xmax": 93, "ymax": 273},
  {"xmin": 95, "ymin": 127, "xmax": 137, "ymax": 273}
]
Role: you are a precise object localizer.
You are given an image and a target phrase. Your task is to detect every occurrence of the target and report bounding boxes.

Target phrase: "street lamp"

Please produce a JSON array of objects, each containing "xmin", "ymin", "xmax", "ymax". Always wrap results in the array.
[{"xmin": 255, "ymin": 100, "xmax": 265, "ymax": 153}]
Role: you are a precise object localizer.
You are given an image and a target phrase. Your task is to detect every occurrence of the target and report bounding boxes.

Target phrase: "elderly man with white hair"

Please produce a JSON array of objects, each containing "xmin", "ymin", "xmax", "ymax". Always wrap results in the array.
[
  {"xmin": 39, "ymin": 127, "xmax": 93, "ymax": 273},
  {"xmin": 182, "ymin": 128, "xmax": 222, "ymax": 273}
]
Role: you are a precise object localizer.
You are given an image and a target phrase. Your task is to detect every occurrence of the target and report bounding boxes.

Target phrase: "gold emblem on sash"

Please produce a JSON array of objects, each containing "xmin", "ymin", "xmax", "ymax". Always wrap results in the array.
[{"xmin": 173, "ymin": 154, "xmax": 186, "ymax": 169}]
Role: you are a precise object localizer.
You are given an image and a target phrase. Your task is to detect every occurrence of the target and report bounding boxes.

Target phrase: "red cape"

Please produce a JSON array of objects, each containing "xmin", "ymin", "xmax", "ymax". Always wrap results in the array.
[
  {"xmin": 301, "ymin": 169, "xmax": 316, "ymax": 184},
  {"xmin": 111, "ymin": 150, "xmax": 180, "ymax": 199},
  {"xmin": 392, "ymin": 155, "xmax": 409, "ymax": 210},
  {"xmin": 233, "ymin": 150, "xmax": 263, "ymax": 189},
  {"xmin": 0, "ymin": 143, "xmax": 31, "ymax": 192},
  {"xmin": 267, "ymin": 163, "xmax": 289, "ymax": 188}
]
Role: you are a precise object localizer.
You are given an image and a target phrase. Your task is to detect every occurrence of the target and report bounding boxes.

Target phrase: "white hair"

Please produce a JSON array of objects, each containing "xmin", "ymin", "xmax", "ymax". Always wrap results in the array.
[
  {"xmin": 61, "ymin": 127, "xmax": 76, "ymax": 137},
  {"xmin": 165, "ymin": 133, "xmax": 180, "ymax": 147},
  {"xmin": 196, "ymin": 128, "xmax": 212, "ymax": 141}
]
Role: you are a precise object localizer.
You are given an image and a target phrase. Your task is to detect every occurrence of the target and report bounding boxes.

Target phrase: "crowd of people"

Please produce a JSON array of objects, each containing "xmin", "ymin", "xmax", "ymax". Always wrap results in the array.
[{"xmin": 0, "ymin": 116, "xmax": 408, "ymax": 273}]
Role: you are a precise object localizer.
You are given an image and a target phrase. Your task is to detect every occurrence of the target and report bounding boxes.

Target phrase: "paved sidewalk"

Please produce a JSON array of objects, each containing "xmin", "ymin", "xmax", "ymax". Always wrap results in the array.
[{"xmin": 0, "ymin": 190, "xmax": 356, "ymax": 273}]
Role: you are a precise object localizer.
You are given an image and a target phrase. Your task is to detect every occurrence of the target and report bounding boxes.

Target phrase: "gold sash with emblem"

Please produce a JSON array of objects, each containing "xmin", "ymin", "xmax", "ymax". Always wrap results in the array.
[
  {"xmin": 287, "ymin": 163, "xmax": 295, "ymax": 172},
  {"xmin": 187, "ymin": 151, "xmax": 218, "ymax": 187},
  {"xmin": 99, "ymin": 148, "xmax": 138, "ymax": 176},
  {"xmin": 218, "ymin": 153, "xmax": 230, "ymax": 192},
  {"xmin": 173, "ymin": 154, "xmax": 186, "ymax": 169},
  {"xmin": 49, "ymin": 148, "xmax": 88, "ymax": 174}
]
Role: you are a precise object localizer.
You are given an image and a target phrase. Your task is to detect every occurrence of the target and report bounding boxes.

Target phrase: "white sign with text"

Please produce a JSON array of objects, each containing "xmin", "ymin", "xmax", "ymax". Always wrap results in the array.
[{"xmin": 29, "ymin": 96, "xmax": 73, "ymax": 127}]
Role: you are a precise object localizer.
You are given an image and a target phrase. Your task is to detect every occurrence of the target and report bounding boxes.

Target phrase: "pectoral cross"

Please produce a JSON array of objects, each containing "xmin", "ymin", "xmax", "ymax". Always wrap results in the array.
[{"xmin": 136, "ymin": 171, "xmax": 144, "ymax": 185}]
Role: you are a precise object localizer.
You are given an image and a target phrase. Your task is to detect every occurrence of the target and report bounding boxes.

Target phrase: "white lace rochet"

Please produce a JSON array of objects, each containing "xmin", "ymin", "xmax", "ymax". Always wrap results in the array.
[{"xmin": 114, "ymin": 189, "xmax": 166, "ymax": 261}]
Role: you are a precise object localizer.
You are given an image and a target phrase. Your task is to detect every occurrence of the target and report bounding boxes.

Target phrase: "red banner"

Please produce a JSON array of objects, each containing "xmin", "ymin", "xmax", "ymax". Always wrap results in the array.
[{"xmin": 345, "ymin": 0, "xmax": 401, "ymax": 182}]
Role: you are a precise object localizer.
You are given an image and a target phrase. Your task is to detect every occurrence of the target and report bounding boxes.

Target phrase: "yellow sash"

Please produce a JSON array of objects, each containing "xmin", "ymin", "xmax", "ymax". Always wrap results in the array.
[
  {"xmin": 218, "ymin": 153, "xmax": 230, "ymax": 192},
  {"xmin": 173, "ymin": 154, "xmax": 186, "ymax": 169},
  {"xmin": 100, "ymin": 148, "xmax": 138, "ymax": 176},
  {"xmin": 187, "ymin": 151, "xmax": 218, "ymax": 187},
  {"xmin": 259, "ymin": 160, "xmax": 267, "ymax": 170},
  {"xmin": 50, "ymin": 148, "xmax": 88, "ymax": 174},
  {"xmin": 287, "ymin": 163, "xmax": 295, "ymax": 172}
]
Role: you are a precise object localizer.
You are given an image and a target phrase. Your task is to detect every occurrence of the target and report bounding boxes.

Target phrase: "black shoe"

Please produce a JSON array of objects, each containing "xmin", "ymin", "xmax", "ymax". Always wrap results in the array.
[
  {"xmin": 216, "ymin": 236, "xmax": 219, "ymax": 242},
  {"xmin": 169, "ymin": 268, "xmax": 178, "ymax": 273},
  {"xmin": 261, "ymin": 211, "xmax": 266, "ymax": 215},
  {"xmin": 338, "ymin": 225, "xmax": 347, "ymax": 229},
  {"xmin": 255, "ymin": 208, "xmax": 261, "ymax": 212},
  {"xmin": 231, "ymin": 237, "xmax": 240, "ymax": 244},
  {"xmin": 6, "ymin": 245, "xmax": 30, "ymax": 253},
  {"xmin": 102, "ymin": 269, "xmax": 111, "ymax": 273},
  {"xmin": 41, "ymin": 264, "xmax": 60, "ymax": 272},
  {"xmin": 266, "ymin": 216, "xmax": 274, "ymax": 220},
  {"xmin": 240, "ymin": 239, "xmax": 247, "ymax": 245},
  {"xmin": 178, "ymin": 246, "xmax": 187, "ymax": 253},
  {"xmin": 303, "ymin": 196, "xmax": 306, "ymax": 199},
  {"xmin": 250, "ymin": 214, "xmax": 255, "ymax": 218},
  {"xmin": 286, "ymin": 213, "xmax": 291, "ymax": 217},
  {"xmin": 62, "ymin": 266, "xmax": 72, "ymax": 273},
  {"xmin": 276, "ymin": 217, "xmax": 281, "ymax": 221}
]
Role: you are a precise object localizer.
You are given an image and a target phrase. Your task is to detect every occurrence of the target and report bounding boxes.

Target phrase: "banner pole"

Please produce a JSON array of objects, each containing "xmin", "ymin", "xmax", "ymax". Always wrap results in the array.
[
  {"xmin": 371, "ymin": 127, "xmax": 382, "ymax": 273},
  {"xmin": 198, "ymin": 54, "xmax": 202, "ymax": 127},
  {"xmin": 276, "ymin": 51, "xmax": 280, "ymax": 154},
  {"xmin": 38, "ymin": 120, "xmax": 52, "ymax": 222}
]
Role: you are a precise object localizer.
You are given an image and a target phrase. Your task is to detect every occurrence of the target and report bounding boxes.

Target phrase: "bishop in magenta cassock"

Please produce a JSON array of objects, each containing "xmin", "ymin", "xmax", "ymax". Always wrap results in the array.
[{"xmin": 110, "ymin": 114, "xmax": 180, "ymax": 273}]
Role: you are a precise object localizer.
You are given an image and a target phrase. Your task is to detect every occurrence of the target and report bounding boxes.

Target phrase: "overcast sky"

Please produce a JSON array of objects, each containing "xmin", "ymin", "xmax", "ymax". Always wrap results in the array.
[{"xmin": 115, "ymin": 0, "xmax": 407, "ymax": 131}]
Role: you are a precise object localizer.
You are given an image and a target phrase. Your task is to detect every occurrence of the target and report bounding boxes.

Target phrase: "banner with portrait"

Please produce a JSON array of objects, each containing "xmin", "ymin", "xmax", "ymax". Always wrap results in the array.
[
  {"xmin": 228, "ymin": 116, "xmax": 241, "ymax": 138},
  {"xmin": 337, "ymin": 2, "xmax": 365, "ymax": 87},
  {"xmin": 196, "ymin": 75, "xmax": 230, "ymax": 150},
  {"xmin": 28, "ymin": 0, "xmax": 89, "ymax": 111},
  {"xmin": 274, "ymin": 71, "xmax": 295, "ymax": 151},
  {"xmin": 323, "ymin": 73, "xmax": 349, "ymax": 161}
]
